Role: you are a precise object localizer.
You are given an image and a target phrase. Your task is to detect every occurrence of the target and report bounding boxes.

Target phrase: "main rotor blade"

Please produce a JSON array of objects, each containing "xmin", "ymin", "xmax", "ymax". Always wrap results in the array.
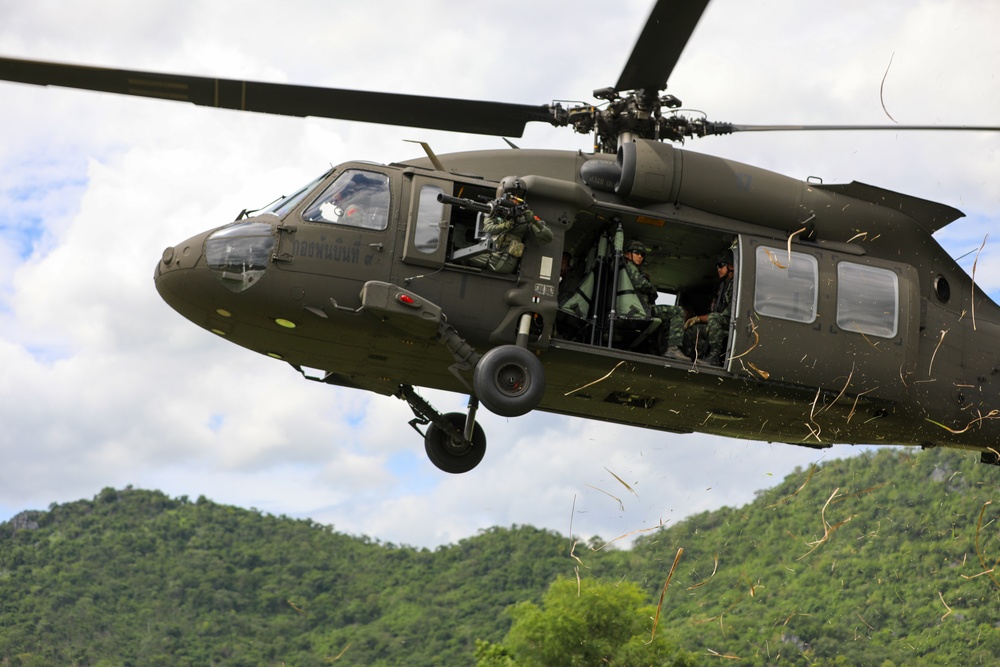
[
  {"xmin": 615, "ymin": 0, "xmax": 711, "ymax": 93},
  {"xmin": 711, "ymin": 122, "xmax": 1000, "ymax": 135},
  {"xmin": 0, "ymin": 56, "xmax": 554, "ymax": 137}
]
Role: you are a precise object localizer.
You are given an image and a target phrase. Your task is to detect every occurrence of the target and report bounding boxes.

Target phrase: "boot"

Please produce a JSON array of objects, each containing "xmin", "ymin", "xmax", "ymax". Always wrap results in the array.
[
  {"xmin": 664, "ymin": 346, "xmax": 689, "ymax": 361},
  {"xmin": 703, "ymin": 348, "xmax": 723, "ymax": 366}
]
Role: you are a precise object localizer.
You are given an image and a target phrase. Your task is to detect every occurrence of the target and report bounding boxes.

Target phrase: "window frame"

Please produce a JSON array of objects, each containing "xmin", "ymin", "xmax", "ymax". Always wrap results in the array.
[
  {"xmin": 835, "ymin": 261, "xmax": 899, "ymax": 339},
  {"xmin": 411, "ymin": 183, "xmax": 445, "ymax": 254},
  {"xmin": 752, "ymin": 245, "xmax": 819, "ymax": 324}
]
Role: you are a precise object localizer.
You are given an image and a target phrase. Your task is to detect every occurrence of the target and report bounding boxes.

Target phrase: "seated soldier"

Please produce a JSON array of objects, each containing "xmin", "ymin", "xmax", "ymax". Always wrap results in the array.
[
  {"xmin": 621, "ymin": 240, "xmax": 657, "ymax": 315},
  {"xmin": 684, "ymin": 249, "xmax": 734, "ymax": 366},
  {"xmin": 622, "ymin": 240, "xmax": 689, "ymax": 360}
]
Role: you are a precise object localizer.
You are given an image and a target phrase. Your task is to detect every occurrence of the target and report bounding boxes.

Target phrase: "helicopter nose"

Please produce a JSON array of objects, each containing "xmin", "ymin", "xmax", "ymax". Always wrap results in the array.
[
  {"xmin": 155, "ymin": 220, "xmax": 279, "ymax": 323},
  {"xmin": 153, "ymin": 230, "xmax": 211, "ymax": 318},
  {"xmin": 156, "ymin": 238, "xmax": 201, "ymax": 275}
]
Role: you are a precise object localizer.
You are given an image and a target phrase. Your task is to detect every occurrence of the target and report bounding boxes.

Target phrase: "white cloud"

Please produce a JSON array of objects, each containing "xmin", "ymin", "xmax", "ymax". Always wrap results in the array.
[{"xmin": 0, "ymin": 0, "xmax": 997, "ymax": 548}]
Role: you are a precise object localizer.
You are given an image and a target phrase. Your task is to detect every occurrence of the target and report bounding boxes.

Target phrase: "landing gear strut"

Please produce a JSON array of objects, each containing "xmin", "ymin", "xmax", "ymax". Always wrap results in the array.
[
  {"xmin": 397, "ymin": 384, "xmax": 486, "ymax": 474},
  {"xmin": 396, "ymin": 315, "xmax": 546, "ymax": 472}
]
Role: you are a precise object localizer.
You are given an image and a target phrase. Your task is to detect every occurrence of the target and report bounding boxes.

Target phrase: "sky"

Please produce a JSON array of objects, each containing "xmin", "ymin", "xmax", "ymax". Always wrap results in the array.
[{"xmin": 0, "ymin": 0, "xmax": 997, "ymax": 549}]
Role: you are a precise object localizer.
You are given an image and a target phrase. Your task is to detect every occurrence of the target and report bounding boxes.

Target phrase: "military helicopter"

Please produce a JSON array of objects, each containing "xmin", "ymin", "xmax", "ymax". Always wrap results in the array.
[{"xmin": 2, "ymin": 0, "xmax": 999, "ymax": 475}]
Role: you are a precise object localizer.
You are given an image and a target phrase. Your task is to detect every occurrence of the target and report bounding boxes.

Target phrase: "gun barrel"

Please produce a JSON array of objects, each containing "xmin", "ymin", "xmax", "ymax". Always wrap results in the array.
[{"xmin": 437, "ymin": 193, "xmax": 492, "ymax": 214}]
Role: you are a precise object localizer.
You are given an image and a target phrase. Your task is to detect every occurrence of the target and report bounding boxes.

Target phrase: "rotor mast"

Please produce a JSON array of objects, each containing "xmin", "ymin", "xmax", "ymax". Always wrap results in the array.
[{"xmin": 546, "ymin": 0, "xmax": 710, "ymax": 153}]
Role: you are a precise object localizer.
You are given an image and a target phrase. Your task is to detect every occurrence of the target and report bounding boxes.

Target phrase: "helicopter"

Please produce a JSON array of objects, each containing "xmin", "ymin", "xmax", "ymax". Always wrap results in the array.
[{"xmin": 2, "ymin": 0, "xmax": 999, "ymax": 475}]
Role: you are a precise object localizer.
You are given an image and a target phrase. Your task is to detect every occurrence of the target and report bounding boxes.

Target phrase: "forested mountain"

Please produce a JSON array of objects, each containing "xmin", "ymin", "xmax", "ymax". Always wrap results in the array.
[
  {"xmin": 1, "ymin": 447, "xmax": 997, "ymax": 666},
  {"xmin": 616, "ymin": 448, "xmax": 1000, "ymax": 665}
]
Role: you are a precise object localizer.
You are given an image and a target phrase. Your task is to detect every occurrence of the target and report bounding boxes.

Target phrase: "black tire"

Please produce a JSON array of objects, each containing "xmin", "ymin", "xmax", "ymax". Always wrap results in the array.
[
  {"xmin": 473, "ymin": 345, "xmax": 546, "ymax": 418},
  {"xmin": 424, "ymin": 412, "xmax": 486, "ymax": 474}
]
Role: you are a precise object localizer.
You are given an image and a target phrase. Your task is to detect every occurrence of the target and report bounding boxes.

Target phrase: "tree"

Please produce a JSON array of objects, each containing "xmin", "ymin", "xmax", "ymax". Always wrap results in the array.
[{"xmin": 477, "ymin": 576, "xmax": 696, "ymax": 667}]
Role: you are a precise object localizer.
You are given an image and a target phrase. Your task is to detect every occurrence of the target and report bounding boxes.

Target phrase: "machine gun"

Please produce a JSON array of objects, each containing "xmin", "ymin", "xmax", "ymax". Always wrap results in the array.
[
  {"xmin": 440, "ymin": 192, "xmax": 532, "ymax": 263},
  {"xmin": 438, "ymin": 192, "xmax": 528, "ymax": 220}
]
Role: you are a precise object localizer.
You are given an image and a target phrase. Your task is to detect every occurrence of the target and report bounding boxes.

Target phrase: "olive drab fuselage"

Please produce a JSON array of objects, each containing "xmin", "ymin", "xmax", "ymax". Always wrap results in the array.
[
  {"xmin": 154, "ymin": 142, "xmax": 1000, "ymax": 468},
  {"xmin": 6, "ymin": 0, "xmax": 998, "ymax": 473}
]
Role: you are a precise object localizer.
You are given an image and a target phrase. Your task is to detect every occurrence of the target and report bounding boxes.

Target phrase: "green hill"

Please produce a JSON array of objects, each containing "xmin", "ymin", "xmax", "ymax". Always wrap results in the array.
[
  {"xmin": 1, "ymin": 447, "xmax": 998, "ymax": 666},
  {"xmin": 0, "ymin": 490, "xmax": 576, "ymax": 666},
  {"xmin": 613, "ymin": 448, "xmax": 1000, "ymax": 665}
]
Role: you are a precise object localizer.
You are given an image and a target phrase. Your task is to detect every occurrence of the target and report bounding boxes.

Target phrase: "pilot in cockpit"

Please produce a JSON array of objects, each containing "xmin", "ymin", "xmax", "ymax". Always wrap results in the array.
[{"xmin": 305, "ymin": 169, "xmax": 390, "ymax": 229}]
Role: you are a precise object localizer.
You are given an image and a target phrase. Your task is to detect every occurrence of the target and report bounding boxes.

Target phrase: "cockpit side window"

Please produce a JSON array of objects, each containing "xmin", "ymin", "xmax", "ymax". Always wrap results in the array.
[
  {"xmin": 302, "ymin": 169, "xmax": 390, "ymax": 230},
  {"xmin": 413, "ymin": 184, "xmax": 445, "ymax": 253}
]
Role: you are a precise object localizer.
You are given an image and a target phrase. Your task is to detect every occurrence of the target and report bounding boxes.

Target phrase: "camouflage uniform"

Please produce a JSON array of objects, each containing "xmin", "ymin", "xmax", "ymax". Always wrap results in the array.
[
  {"xmin": 622, "ymin": 243, "xmax": 687, "ymax": 354},
  {"xmin": 705, "ymin": 274, "xmax": 734, "ymax": 361},
  {"xmin": 467, "ymin": 209, "xmax": 552, "ymax": 274},
  {"xmin": 654, "ymin": 303, "xmax": 686, "ymax": 349},
  {"xmin": 621, "ymin": 261, "xmax": 658, "ymax": 316}
]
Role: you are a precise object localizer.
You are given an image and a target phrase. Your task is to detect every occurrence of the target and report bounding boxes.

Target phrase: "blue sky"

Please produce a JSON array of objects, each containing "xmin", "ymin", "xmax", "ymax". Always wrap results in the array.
[
  {"xmin": 0, "ymin": 0, "xmax": 997, "ymax": 548},
  {"xmin": 0, "ymin": 154, "xmax": 86, "ymax": 265}
]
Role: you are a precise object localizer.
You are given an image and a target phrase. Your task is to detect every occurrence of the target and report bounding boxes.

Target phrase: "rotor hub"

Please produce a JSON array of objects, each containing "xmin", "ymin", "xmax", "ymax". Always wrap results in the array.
[{"xmin": 555, "ymin": 89, "xmax": 715, "ymax": 152}]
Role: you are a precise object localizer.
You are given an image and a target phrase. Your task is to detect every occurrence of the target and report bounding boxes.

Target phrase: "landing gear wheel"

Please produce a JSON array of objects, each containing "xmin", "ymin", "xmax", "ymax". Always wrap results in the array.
[
  {"xmin": 424, "ymin": 412, "xmax": 486, "ymax": 474},
  {"xmin": 473, "ymin": 344, "xmax": 546, "ymax": 418}
]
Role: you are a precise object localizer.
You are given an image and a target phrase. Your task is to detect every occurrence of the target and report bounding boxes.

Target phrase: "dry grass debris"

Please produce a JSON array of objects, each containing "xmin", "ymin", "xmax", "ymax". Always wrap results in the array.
[
  {"xmin": 797, "ymin": 487, "xmax": 856, "ymax": 559},
  {"xmin": 648, "ymin": 547, "xmax": 683, "ymax": 643}
]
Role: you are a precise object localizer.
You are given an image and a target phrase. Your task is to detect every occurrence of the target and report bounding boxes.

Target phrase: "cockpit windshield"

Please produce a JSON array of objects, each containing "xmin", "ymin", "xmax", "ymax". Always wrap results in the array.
[
  {"xmin": 302, "ymin": 169, "xmax": 390, "ymax": 230},
  {"xmin": 256, "ymin": 171, "xmax": 330, "ymax": 218}
]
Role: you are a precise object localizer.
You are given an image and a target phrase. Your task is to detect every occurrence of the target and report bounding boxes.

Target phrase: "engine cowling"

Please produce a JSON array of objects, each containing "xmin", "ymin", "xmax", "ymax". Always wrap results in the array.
[{"xmin": 583, "ymin": 138, "xmax": 828, "ymax": 229}]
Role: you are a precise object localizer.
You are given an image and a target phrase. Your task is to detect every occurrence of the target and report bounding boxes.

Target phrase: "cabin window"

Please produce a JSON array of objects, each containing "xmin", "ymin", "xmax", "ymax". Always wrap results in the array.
[
  {"xmin": 413, "ymin": 184, "xmax": 445, "ymax": 253},
  {"xmin": 301, "ymin": 169, "xmax": 390, "ymax": 230},
  {"xmin": 753, "ymin": 246, "xmax": 818, "ymax": 323},
  {"xmin": 836, "ymin": 262, "xmax": 898, "ymax": 338}
]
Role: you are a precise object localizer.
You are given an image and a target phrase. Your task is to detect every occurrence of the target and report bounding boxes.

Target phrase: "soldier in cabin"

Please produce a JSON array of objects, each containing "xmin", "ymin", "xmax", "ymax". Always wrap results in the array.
[
  {"xmin": 685, "ymin": 249, "xmax": 734, "ymax": 366},
  {"xmin": 622, "ymin": 240, "xmax": 689, "ymax": 360}
]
